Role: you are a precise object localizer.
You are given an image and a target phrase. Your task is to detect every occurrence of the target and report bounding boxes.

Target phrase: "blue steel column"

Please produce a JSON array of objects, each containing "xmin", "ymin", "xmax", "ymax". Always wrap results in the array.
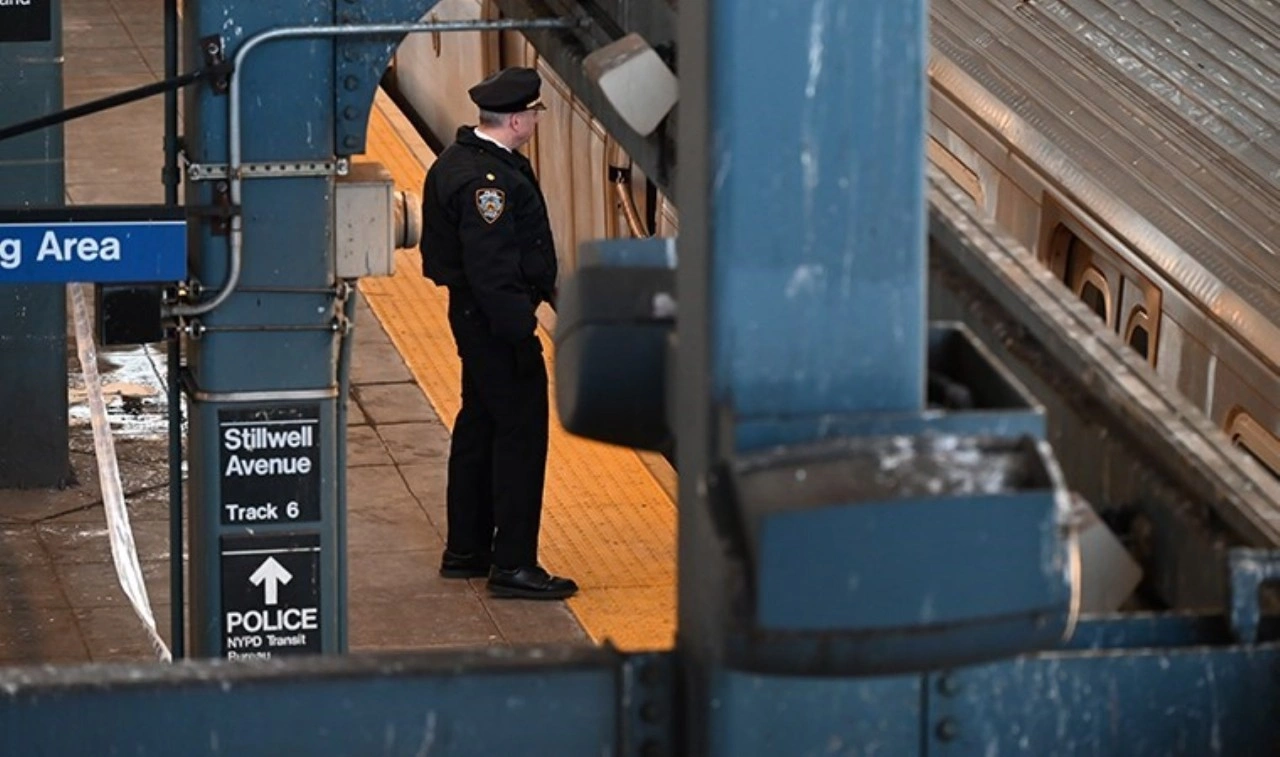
[
  {"xmin": 183, "ymin": 1, "xmax": 344, "ymax": 658},
  {"xmin": 0, "ymin": 0, "xmax": 69, "ymax": 489},
  {"xmin": 675, "ymin": 0, "xmax": 927, "ymax": 751},
  {"xmin": 704, "ymin": 2, "xmax": 925, "ymax": 420},
  {"xmin": 180, "ymin": 0, "xmax": 444, "ymax": 660}
]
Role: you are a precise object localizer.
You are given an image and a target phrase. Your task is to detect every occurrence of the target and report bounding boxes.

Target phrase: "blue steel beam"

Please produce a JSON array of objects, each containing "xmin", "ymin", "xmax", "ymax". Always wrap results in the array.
[
  {"xmin": 709, "ymin": 670, "xmax": 923, "ymax": 754},
  {"xmin": 927, "ymin": 644, "xmax": 1280, "ymax": 755},
  {"xmin": 2, "ymin": 628, "xmax": 1276, "ymax": 753},
  {"xmin": 704, "ymin": 635, "xmax": 1280, "ymax": 756},
  {"xmin": 0, "ymin": 648, "xmax": 642, "ymax": 755}
]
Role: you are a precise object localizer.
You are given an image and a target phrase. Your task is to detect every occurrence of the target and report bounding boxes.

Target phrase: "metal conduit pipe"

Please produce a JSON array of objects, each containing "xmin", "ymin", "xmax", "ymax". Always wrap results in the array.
[
  {"xmin": 166, "ymin": 16, "xmax": 580, "ymax": 318},
  {"xmin": 613, "ymin": 180, "xmax": 650, "ymax": 238},
  {"xmin": 607, "ymin": 142, "xmax": 651, "ymax": 238},
  {"xmin": 334, "ymin": 281, "xmax": 357, "ymax": 651}
]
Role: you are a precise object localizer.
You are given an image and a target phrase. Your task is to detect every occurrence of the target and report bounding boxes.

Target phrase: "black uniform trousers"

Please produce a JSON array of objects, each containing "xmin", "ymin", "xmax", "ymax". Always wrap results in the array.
[{"xmin": 444, "ymin": 289, "xmax": 549, "ymax": 569}]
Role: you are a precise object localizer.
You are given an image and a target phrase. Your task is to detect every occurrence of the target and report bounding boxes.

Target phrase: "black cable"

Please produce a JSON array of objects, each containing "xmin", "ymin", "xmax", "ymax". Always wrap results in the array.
[
  {"xmin": 163, "ymin": 0, "xmax": 186, "ymax": 662},
  {"xmin": 0, "ymin": 64, "xmax": 230, "ymax": 144}
]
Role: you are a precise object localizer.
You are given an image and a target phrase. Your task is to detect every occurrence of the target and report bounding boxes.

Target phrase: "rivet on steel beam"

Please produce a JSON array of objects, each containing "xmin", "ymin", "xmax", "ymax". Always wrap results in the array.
[
  {"xmin": 936, "ymin": 674, "xmax": 960, "ymax": 697},
  {"xmin": 343, "ymin": 106, "xmax": 358, "ymax": 121},
  {"xmin": 343, "ymin": 134, "xmax": 359, "ymax": 149},
  {"xmin": 935, "ymin": 718, "xmax": 959, "ymax": 743},
  {"xmin": 344, "ymin": 75, "xmax": 360, "ymax": 91}
]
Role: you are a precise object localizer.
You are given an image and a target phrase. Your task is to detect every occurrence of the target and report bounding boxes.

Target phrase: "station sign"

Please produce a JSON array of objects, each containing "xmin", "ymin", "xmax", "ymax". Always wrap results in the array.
[
  {"xmin": 221, "ymin": 532, "xmax": 322, "ymax": 659},
  {"xmin": 0, "ymin": 205, "xmax": 186, "ymax": 283},
  {"xmin": 0, "ymin": 0, "xmax": 51, "ymax": 43},
  {"xmin": 219, "ymin": 405, "xmax": 321, "ymax": 525}
]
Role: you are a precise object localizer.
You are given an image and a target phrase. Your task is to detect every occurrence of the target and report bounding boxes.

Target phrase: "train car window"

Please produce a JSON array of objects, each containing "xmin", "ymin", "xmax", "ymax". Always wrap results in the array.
[
  {"xmin": 1045, "ymin": 213, "xmax": 1164, "ymax": 361},
  {"xmin": 1125, "ymin": 307, "xmax": 1152, "ymax": 361},
  {"xmin": 1226, "ymin": 410, "xmax": 1280, "ymax": 480},
  {"xmin": 1055, "ymin": 228, "xmax": 1113, "ymax": 327},
  {"xmin": 1128, "ymin": 325, "xmax": 1150, "ymax": 359},
  {"xmin": 1078, "ymin": 268, "xmax": 1110, "ymax": 324}
]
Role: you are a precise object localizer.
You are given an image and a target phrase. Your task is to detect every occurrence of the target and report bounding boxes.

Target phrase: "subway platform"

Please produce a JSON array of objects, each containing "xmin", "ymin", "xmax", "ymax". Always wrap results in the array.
[{"xmin": 0, "ymin": 0, "xmax": 592, "ymax": 666}]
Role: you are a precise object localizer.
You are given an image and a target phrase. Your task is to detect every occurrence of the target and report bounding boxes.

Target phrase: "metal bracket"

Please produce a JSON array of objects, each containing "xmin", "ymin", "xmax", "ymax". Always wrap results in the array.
[
  {"xmin": 183, "ymin": 319, "xmax": 343, "ymax": 338},
  {"xmin": 325, "ymin": 16, "xmax": 581, "ymax": 154},
  {"xmin": 210, "ymin": 179, "xmax": 231, "ymax": 236},
  {"xmin": 179, "ymin": 368, "xmax": 337, "ymax": 403},
  {"xmin": 199, "ymin": 35, "xmax": 228, "ymax": 95},
  {"xmin": 186, "ymin": 158, "xmax": 350, "ymax": 182},
  {"xmin": 1228, "ymin": 548, "xmax": 1280, "ymax": 644},
  {"xmin": 184, "ymin": 202, "xmax": 233, "ymax": 222}
]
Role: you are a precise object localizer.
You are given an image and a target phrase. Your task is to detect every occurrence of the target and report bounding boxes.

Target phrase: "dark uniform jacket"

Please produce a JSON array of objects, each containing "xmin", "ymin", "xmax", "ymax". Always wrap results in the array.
[{"xmin": 421, "ymin": 126, "xmax": 558, "ymax": 345}]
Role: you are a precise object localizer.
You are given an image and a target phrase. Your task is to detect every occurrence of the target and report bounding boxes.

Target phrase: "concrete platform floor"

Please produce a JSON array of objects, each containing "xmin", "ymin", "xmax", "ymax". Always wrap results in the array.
[{"xmin": 0, "ymin": 0, "xmax": 588, "ymax": 667}]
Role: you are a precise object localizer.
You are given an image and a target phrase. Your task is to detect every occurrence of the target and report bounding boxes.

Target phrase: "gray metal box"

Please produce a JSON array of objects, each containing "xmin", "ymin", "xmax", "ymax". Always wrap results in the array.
[{"xmin": 334, "ymin": 162, "xmax": 395, "ymax": 278}]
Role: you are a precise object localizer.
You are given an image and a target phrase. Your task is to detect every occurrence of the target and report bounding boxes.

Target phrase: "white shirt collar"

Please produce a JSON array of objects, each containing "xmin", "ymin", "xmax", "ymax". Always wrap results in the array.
[{"xmin": 473, "ymin": 127, "xmax": 513, "ymax": 153}]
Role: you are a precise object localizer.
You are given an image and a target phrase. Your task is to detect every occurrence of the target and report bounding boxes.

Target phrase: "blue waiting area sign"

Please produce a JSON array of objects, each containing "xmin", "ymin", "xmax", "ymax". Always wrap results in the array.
[{"xmin": 0, "ymin": 205, "xmax": 187, "ymax": 283}]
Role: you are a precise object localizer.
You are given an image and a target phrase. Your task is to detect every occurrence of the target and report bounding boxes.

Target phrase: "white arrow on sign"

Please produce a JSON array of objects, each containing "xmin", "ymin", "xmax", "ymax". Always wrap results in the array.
[{"xmin": 249, "ymin": 556, "xmax": 293, "ymax": 606}]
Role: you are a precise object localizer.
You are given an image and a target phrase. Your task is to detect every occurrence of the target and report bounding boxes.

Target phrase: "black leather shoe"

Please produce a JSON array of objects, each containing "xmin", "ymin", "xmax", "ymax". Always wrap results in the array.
[
  {"xmin": 487, "ymin": 566, "xmax": 578, "ymax": 600},
  {"xmin": 439, "ymin": 550, "xmax": 491, "ymax": 579}
]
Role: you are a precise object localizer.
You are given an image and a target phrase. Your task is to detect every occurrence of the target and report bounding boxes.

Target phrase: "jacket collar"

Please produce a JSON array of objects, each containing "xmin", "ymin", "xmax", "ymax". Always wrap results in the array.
[
  {"xmin": 455, "ymin": 126, "xmax": 527, "ymax": 170},
  {"xmin": 472, "ymin": 127, "xmax": 512, "ymax": 153}
]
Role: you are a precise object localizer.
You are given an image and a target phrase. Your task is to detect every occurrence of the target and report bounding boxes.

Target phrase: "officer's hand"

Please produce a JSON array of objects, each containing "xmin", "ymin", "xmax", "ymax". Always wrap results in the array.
[{"xmin": 513, "ymin": 336, "xmax": 543, "ymax": 378}]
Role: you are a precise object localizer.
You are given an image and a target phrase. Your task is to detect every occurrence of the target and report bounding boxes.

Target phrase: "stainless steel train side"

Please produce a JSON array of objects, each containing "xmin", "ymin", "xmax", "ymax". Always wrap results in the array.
[{"xmin": 927, "ymin": 0, "xmax": 1280, "ymax": 479}]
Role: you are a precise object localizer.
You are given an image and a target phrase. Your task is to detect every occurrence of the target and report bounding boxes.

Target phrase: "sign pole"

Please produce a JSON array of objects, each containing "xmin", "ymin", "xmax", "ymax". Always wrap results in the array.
[
  {"xmin": 0, "ymin": 0, "xmax": 68, "ymax": 489},
  {"xmin": 182, "ymin": 0, "xmax": 347, "ymax": 659}
]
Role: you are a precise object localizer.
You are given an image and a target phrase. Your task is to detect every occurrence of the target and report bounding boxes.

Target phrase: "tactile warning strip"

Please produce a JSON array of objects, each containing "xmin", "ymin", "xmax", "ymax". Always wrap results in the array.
[{"xmin": 357, "ymin": 92, "xmax": 677, "ymax": 651}]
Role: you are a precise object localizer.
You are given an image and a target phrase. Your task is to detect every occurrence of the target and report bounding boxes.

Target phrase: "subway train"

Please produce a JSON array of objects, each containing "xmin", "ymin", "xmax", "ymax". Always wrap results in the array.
[{"xmin": 386, "ymin": 0, "xmax": 1280, "ymax": 480}]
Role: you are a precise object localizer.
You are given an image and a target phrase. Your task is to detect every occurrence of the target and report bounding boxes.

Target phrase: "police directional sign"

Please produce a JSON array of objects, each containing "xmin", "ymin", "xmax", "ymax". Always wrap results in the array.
[
  {"xmin": 0, "ymin": 205, "xmax": 186, "ymax": 283},
  {"xmin": 221, "ymin": 532, "xmax": 322, "ymax": 659}
]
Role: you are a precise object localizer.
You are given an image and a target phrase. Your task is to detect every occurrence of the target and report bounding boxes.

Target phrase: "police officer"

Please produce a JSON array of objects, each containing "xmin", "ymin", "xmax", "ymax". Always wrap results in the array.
[{"xmin": 420, "ymin": 67, "xmax": 577, "ymax": 600}]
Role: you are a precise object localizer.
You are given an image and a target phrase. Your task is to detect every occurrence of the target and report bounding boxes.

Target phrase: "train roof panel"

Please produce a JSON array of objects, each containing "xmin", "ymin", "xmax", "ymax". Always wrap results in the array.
[{"xmin": 929, "ymin": 0, "xmax": 1280, "ymax": 366}]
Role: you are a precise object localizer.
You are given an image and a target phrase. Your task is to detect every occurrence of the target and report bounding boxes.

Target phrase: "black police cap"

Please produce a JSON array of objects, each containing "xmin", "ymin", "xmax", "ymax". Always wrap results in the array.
[{"xmin": 468, "ymin": 67, "xmax": 546, "ymax": 114}]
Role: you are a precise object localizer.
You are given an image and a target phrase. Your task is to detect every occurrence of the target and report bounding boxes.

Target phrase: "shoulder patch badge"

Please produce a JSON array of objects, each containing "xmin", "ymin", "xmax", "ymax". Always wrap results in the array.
[{"xmin": 475, "ymin": 187, "xmax": 506, "ymax": 224}]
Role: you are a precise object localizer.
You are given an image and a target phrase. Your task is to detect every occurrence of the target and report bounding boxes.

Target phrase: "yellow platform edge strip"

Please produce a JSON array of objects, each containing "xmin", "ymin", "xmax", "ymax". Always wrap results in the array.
[{"xmin": 358, "ymin": 92, "xmax": 677, "ymax": 651}]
